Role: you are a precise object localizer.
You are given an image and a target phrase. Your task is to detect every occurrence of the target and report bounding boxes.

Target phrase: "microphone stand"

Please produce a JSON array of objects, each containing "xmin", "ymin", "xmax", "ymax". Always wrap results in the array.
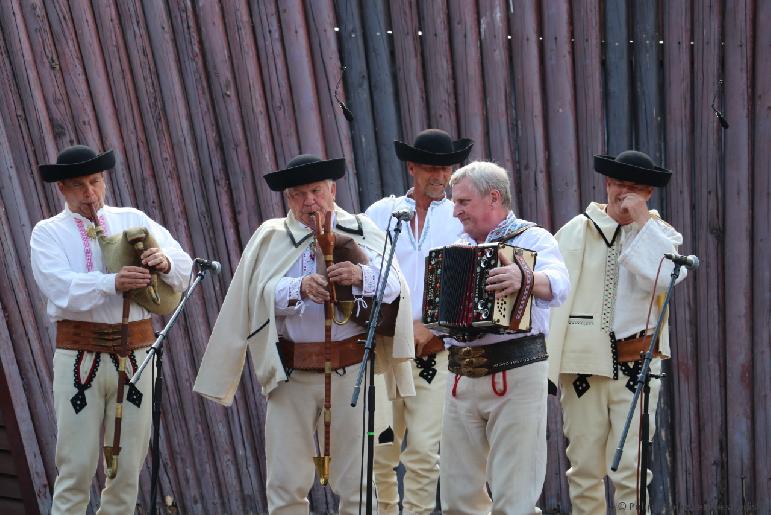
[
  {"xmin": 130, "ymin": 265, "xmax": 215, "ymax": 515},
  {"xmin": 610, "ymin": 262, "xmax": 683, "ymax": 514},
  {"xmin": 350, "ymin": 216, "xmax": 406, "ymax": 515}
]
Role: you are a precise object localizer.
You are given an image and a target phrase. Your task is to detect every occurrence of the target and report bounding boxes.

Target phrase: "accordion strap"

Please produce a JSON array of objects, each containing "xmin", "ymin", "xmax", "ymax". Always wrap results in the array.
[
  {"xmin": 510, "ymin": 252, "xmax": 535, "ymax": 330},
  {"xmin": 491, "ymin": 222, "xmax": 537, "ymax": 243}
]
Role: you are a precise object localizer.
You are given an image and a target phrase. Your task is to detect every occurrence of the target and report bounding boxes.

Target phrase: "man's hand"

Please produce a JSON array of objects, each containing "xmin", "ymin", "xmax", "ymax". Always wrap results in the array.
[
  {"xmin": 301, "ymin": 274, "xmax": 331, "ymax": 304},
  {"xmin": 413, "ymin": 320, "xmax": 435, "ymax": 355},
  {"xmin": 485, "ymin": 251, "xmax": 522, "ymax": 299},
  {"xmin": 619, "ymin": 193, "xmax": 651, "ymax": 226},
  {"xmin": 115, "ymin": 266, "xmax": 151, "ymax": 292},
  {"xmin": 327, "ymin": 261, "xmax": 363, "ymax": 287},
  {"xmin": 140, "ymin": 247, "xmax": 170, "ymax": 274}
]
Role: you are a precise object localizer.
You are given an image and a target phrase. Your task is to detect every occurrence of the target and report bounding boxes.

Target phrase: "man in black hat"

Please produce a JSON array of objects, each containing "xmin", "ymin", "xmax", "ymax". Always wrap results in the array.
[
  {"xmin": 193, "ymin": 155, "xmax": 415, "ymax": 515},
  {"xmin": 365, "ymin": 129, "xmax": 472, "ymax": 515},
  {"xmin": 546, "ymin": 150, "xmax": 687, "ymax": 514},
  {"xmin": 30, "ymin": 145, "xmax": 193, "ymax": 514}
]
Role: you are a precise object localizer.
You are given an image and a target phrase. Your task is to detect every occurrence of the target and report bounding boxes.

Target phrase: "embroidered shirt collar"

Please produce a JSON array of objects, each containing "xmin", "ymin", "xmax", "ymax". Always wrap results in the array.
[
  {"xmin": 64, "ymin": 203, "xmax": 106, "ymax": 222},
  {"xmin": 584, "ymin": 202, "xmax": 622, "ymax": 246},
  {"xmin": 484, "ymin": 211, "xmax": 530, "ymax": 243}
]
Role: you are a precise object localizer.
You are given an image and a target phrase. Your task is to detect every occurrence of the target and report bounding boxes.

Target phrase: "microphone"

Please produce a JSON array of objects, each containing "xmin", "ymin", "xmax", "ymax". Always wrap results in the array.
[
  {"xmin": 664, "ymin": 253, "xmax": 700, "ymax": 270},
  {"xmin": 338, "ymin": 101, "xmax": 354, "ymax": 122},
  {"xmin": 194, "ymin": 257, "xmax": 222, "ymax": 274},
  {"xmin": 392, "ymin": 209, "xmax": 415, "ymax": 222},
  {"xmin": 711, "ymin": 105, "xmax": 729, "ymax": 129}
]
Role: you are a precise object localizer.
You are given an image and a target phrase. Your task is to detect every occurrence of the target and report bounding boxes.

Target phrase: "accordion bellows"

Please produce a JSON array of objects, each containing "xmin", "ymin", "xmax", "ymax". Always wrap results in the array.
[{"xmin": 422, "ymin": 243, "xmax": 537, "ymax": 337}]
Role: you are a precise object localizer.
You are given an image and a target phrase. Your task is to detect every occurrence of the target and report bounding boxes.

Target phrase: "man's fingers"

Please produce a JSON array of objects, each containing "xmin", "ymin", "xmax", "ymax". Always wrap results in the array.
[{"xmin": 497, "ymin": 250, "xmax": 512, "ymax": 266}]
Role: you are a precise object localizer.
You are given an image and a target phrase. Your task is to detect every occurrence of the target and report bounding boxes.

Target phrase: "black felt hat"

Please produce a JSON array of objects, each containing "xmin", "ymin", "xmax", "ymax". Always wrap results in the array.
[
  {"xmin": 394, "ymin": 129, "xmax": 473, "ymax": 166},
  {"xmin": 593, "ymin": 150, "xmax": 671, "ymax": 187},
  {"xmin": 264, "ymin": 154, "xmax": 346, "ymax": 192},
  {"xmin": 39, "ymin": 145, "xmax": 116, "ymax": 183}
]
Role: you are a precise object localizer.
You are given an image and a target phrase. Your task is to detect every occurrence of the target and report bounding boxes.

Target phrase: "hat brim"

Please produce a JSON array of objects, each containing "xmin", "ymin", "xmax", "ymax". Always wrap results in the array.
[
  {"xmin": 264, "ymin": 158, "xmax": 346, "ymax": 192},
  {"xmin": 39, "ymin": 150, "xmax": 116, "ymax": 183},
  {"xmin": 593, "ymin": 155, "xmax": 671, "ymax": 187},
  {"xmin": 394, "ymin": 138, "xmax": 473, "ymax": 166}
]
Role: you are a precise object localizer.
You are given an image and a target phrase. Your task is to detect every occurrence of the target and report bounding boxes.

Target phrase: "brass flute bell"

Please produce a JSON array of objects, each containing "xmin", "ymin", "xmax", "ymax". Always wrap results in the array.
[
  {"xmin": 333, "ymin": 301, "xmax": 354, "ymax": 325},
  {"xmin": 313, "ymin": 455, "xmax": 331, "ymax": 485}
]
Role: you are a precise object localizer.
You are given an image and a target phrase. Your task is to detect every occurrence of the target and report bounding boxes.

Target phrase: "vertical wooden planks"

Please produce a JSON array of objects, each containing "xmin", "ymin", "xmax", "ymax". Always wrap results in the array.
[
  {"xmin": 541, "ymin": 0, "xmax": 580, "ymax": 229},
  {"xmin": 303, "ymin": 0, "xmax": 359, "ymax": 213},
  {"xmin": 479, "ymin": 0, "xmax": 518, "ymax": 210},
  {"xmin": 389, "ymin": 0, "xmax": 429, "ymax": 143},
  {"xmin": 603, "ymin": 0, "xmax": 632, "ymax": 156},
  {"xmin": 249, "ymin": 0, "xmax": 300, "ymax": 169},
  {"xmin": 722, "ymin": 0, "xmax": 755, "ymax": 510},
  {"xmin": 751, "ymin": 1, "xmax": 771, "ymax": 511},
  {"xmin": 419, "ymin": 0, "xmax": 458, "ymax": 134},
  {"xmin": 221, "ymin": 0, "xmax": 285, "ymax": 221},
  {"xmin": 571, "ymin": 0, "xmax": 606, "ymax": 208},
  {"xmin": 334, "ymin": 0, "xmax": 385, "ymax": 207},
  {"xmin": 360, "ymin": 0, "xmax": 406, "ymax": 197},
  {"xmin": 447, "ymin": 0, "xmax": 485, "ymax": 160},
  {"xmin": 508, "ymin": 1, "xmax": 551, "ymax": 228},
  {"xmin": 692, "ymin": 0, "xmax": 728, "ymax": 508},
  {"xmin": 662, "ymin": 0, "xmax": 700, "ymax": 508},
  {"xmin": 277, "ymin": 0, "xmax": 325, "ymax": 157}
]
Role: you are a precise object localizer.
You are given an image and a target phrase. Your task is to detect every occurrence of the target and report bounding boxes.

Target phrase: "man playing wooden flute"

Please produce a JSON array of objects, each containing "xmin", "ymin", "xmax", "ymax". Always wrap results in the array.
[
  {"xmin": 366, "ymin": 129, "xmax": 472, "ymax": 515},
  {"xmin": 30, "ymin": 144, "xmax": 193, "ymax": 514},
  {"xmin": 194, "ymin": 154, "xmax": 415, "ymax": 515},
  {"xmin": 547, "ymin": 150, "xmax": 687, "ymax": 514}
]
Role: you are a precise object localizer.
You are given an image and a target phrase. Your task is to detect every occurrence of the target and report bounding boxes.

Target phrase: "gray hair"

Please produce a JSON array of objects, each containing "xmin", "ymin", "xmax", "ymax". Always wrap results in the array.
[{"xmin": 449, "ymin": 161, "xmax": 512, "ymax": 209}]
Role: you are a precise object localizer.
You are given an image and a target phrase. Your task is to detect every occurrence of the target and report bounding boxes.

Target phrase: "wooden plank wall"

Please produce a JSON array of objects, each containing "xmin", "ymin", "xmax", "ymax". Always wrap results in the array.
[{"xmin": 0, "ymin": 1, "xmax": 767, "ymax": 513}]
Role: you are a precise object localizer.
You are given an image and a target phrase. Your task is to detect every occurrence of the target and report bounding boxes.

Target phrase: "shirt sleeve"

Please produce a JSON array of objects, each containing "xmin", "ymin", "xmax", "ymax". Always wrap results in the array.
[
  {"xmin": 145, "ymin": 215, "xmax": 194, "ymax": 292},
  {"xmin": 30, "ymin": 224, "xmax": 117, "ymax": 312},
  {"xmin": 274, "ymin": 276, "xmax": 305, "ymax": 316},
  {"xmin": 354, "ymin": 248, "xmax": 400, "ymax": 302},
  {"xmin": 526, "ymin": 228, "xmax": 571, "ymax": 309},
  {"xmin": 619, "ymin": 218, "xmax": 687, "ymax": 290}
]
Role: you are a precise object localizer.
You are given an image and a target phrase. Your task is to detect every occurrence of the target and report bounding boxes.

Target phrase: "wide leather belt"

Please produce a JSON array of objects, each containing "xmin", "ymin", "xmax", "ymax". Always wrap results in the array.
[
  {"xmin": 56, "ymin": 319, "xmax": 154, "ymax": 354},
  {"xmin": 616, "ymin": 331, "xmax": 662, "ymax": 363},
  {"xmin": 448, "ymin": 334, "xmax": 547, "ymax": 378},
  {"xmin": 278, "ymin": 334, "xmax": 366, "ymax": 372},
  {"xmin": 416, "ymin": 335, "xmax": 446, "ymax": 358}
]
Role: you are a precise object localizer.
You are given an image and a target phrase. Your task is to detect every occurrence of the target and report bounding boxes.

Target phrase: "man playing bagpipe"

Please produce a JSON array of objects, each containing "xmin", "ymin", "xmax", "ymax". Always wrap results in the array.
[
  {"xmin": 30, "ymin": 145, "xmax": 193, "ymax": 514},
  {"xmin": 193, "ymin": 154, "xmax": 415, "ymax": 515},
  {"xmin": 433, "ymin": 161, "xmax": 570, "ymax": 515},
  {"xmin": 547, "ymin": 150, "xmax": 687, "ymax": 514}
]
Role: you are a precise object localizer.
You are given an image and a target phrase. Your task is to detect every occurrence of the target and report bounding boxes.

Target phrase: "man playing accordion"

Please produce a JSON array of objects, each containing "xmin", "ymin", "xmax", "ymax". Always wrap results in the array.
[
  {"xmin": 437, "ymin": 161, "xmax": 569, "ymax": 515},
  {"xmin": 30, "ymin": 145, "xmax": 193, "ymax": 514}
]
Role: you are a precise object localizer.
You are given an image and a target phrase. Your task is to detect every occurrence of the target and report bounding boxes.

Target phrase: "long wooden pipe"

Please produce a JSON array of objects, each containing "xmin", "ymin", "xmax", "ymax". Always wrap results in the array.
[
  {"xmin": 87, "ymin": 203, "xmax": 129, "ymax": 480},
  {"xmin": 313, "ymin": 211, "xmax": 335, "ymax": 485}
]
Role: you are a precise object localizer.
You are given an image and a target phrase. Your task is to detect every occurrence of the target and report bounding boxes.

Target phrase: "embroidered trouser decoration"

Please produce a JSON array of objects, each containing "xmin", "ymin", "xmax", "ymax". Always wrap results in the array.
[
  {"xmin": 415, "ymin": 354, "xmax": 437, "ymax": 383},
  {"xmin": 70, "ymin": 351, "xmax": 102, "ymax": 414},
  {"xmin": 619, "ymin": 361, "xmax": 642, "ymax": 394},
  {"xmin": 572, "ymin": 374, "xmax": 592, "ymax": 398},
  {"xmin": 109, "ymin": 353, "xmax": 143, "ymax": 408}
]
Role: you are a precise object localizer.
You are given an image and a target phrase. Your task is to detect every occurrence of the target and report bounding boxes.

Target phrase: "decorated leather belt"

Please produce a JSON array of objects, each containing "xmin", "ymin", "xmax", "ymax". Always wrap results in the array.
[
  {"xmin": 416, "ymin": 335, "xmax": 446, "ymax": 358},
  {"xmin": 615, "ymin": 331, "xmax": 662, "ymax": 363},
  {"xmin": 278, "ymin": 334, "xmax": 366, "ymax": 372},
  {"xmin": 56, "ymin": 319, "xmax": 154, "ymax": 354},
  {"xmin": 448, "ymin": 334, "xmax": 547, "ymax": 378}
]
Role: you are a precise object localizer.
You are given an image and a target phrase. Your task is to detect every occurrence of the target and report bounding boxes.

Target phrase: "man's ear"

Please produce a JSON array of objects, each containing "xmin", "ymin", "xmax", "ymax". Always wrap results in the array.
[{"xmin": 489, "ymin": 189, "xmax": 501, "ymax": 207}]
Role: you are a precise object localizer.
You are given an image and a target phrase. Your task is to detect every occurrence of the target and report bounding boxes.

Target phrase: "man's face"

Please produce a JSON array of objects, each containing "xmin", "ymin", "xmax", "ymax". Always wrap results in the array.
[
  {"xmin": 452, "ymin": 177, "xmax": 498, "ymax": 241},
  {"xmin": 408, "ymin": 162, "xmax": 452, "ymax": 200},
  {"xmin": 285, "ymin": 180, "xmax": 337, "ymax": 229},
  {"xmin": 57, "ymin": 172, "xmax": 107, "ymax": 219},
  {"xmin": 605, "ymin": 177, "xmax": 654, "ymax": 222}
]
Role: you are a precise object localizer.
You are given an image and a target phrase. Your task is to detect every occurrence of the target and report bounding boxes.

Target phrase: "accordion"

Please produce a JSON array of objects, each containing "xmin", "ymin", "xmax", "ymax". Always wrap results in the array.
[{"xmin": 422, "ymin": 243, "xmax": 537, "ymax": 337}]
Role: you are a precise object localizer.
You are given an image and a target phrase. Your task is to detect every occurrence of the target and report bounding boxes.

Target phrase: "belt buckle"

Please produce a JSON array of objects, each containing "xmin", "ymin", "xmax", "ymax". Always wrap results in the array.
[{"xmin": 458, "ymin": 346, "xmax": 483, "ymax": 358}]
